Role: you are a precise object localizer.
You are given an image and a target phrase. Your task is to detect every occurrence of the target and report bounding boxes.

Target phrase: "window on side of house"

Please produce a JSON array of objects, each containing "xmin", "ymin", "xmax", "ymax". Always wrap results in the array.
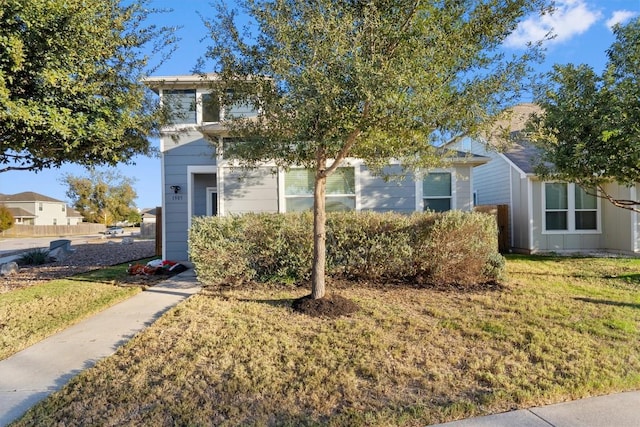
[
  {"xmin": 163, "ymin": 89, "xmax": 196, "ymax": 124},
  {"xmin": 285, "ymin": 168, "xmax": 355, "ymax": 212},
  {"xmin": 202, "ymin": 93, "xmax": 220, "ymax": 123},
  {"xmin": 423, "ymin": 172, "xmax": 452, "ymax": 212},
  {"xmin": 544, "ymin": 183, "xmax": 598, "ymax": 232}
]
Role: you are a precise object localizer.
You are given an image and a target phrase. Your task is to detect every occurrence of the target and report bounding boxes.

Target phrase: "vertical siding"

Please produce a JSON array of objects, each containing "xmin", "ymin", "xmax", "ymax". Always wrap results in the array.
[
  {"xmin": 359, "ymin": 165, "xmax": 416, "ymax": 213},
  {"xmin": 454, "ymin": 166, "xmax": 472, "ymax": 211},
  {"xmin": 162, "ymin": 132, "xmax": 216, "ymax": 261},
  {"xmin": 602, "ymin": 183, "xmax": 633, "ymax": 252},
  {"xmin": 223, "ymin": 167, "xmax": 279, "ymax": 214},
  {"xmin": 193, "ymin": 174, "xmax": 216, "ymax": 216},
  {"xmin": 511, "ymin": 173, "xmax": 530, "ymax": 252}
]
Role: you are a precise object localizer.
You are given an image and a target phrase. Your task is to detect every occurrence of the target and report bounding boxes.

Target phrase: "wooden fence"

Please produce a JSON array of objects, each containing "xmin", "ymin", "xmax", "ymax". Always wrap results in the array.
[
  {"xmin": 1, "ymin": 223, "xmax": 106, "ymax": 237},
  {"xmin": 474, "ymin": 204, "xmax": 509, "ymax": 253}
]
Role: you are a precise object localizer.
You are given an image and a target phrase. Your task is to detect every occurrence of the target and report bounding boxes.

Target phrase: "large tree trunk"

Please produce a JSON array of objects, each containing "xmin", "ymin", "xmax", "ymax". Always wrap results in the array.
[{"xmin": 311, "ymin": 153, "xmax": 327, "ymax": 299}]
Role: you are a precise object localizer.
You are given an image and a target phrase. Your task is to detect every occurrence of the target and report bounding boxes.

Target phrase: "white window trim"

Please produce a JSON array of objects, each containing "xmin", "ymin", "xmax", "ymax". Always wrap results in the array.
[
  {"xmin": 542, "ymin": 182, "xmax": 601, "ymax": 234},
  {"xmin": 279, "ymin": 164, "xmax": 359, "ymax": 213},
  {"xmin": 206, "ymin": 187, "xmax": 218, "ymax": 216},
  {"xmin": 415, "ymin": 169, "xmax": 457, "ymax": 212},
  {"xmin": 187, "ymin": 165, "xmax": 218, "ymax": 229}
]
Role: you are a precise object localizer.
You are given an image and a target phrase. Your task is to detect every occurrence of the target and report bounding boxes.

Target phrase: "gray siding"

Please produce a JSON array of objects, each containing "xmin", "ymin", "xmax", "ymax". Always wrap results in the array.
[
  {"xmin": 359, "ymin": 165, "xmax": 415, "ymax": 213},
  {"xmin": 162, "ymin": 132, "xmax": 216, "ymax": 261},
  {"xmin": 223, "ymin": 167, "xmax": 279, "ymax": 214},
  {"xmin": 453, "ymin": 166, "xmax": 472, "ymax": 211}
]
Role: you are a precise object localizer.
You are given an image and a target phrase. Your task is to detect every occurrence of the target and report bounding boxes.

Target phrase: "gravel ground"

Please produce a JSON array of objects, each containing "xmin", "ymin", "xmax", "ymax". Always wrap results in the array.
[{"xmin": 0, "ymin": 239, "xmax": 157, "ymax": 293}]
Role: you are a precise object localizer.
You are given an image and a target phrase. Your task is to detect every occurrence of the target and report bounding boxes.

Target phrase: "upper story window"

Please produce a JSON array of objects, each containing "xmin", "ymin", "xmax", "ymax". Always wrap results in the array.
[
  {"xmin": 164, "ymin": 89, "xmax": 196, "ymax": 124},
  {"xmin": 423, "ymin": 172, "xmax": 452, "ymax": 212},
  {"xmin": 38, "ymin": 202, "xmax": 43, "ymax": 211},
  {"xmin": 285, "ymin": 168, "xmax": 355, "ymax": 212},
  {"xmin": 544, "ymin": 182, "xmax": 598, "ymax": 232},
  {"xmin": 202, "ymin": 93, "xmax": 221, "ymax": 123}
]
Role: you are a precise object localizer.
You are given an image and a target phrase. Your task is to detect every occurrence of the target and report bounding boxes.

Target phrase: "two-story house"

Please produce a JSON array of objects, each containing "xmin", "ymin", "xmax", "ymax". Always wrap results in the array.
[
  {"xmin": 0, "ymin": 192, "xmax": 83, "ymax": 226},
  {"xmin": 144, "ymin": 74, "xmax": 489, "ymax": 261}
]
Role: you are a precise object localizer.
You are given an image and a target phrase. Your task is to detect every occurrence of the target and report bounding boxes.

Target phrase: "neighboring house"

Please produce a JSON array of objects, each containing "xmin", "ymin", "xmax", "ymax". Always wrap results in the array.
[
  {"xmin": 0, "ymin": 192, "xmax": 83, "ymax": 226},
  {"xmin": 141, "ymin": 208, "xmax": 158, "ymax": 224},
  {"xmin": 145, "ymin": 74, "xmax": 489, "ymax": 261},
  {"xmin": 452, "ymin": 103, "xmax": 640, "ymax": 255}
]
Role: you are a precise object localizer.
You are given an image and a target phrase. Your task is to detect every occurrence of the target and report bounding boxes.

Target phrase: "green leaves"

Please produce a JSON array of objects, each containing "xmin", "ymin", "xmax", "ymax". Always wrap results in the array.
[
  {"xmin": 0, "ymin": 0, "xmax": 174, "ymax": 173},
  {"xmin": 531, "ymin": 18, "xmax": 640, "ymax": 195},
  {"xmin": 206, "ymin": 0, "xmax": 550, "ymax": 172}
]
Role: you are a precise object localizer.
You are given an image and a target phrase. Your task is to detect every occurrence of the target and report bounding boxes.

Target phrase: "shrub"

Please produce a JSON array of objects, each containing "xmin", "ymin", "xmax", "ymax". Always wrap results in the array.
[
  {"xmin": 17, "ymin": 248, "xmax": 51, "ymax": 266},
  {"xmin": 0, "ymin": 206, "xmax": 13, "ymax": 232},
  {"xmin": 190, "ymin": 211, "xmax": 505, "ymax": 289}
]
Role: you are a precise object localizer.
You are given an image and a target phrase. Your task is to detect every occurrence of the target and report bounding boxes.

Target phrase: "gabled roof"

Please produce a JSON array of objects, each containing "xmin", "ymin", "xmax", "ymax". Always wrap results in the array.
[
  {"xmin": 3, "ymin": 207, "xmax": 36, "ymax": 218},
  {"xmin": 484, "ymin": 103, "xmax": 546, "ymax": 176},
  {"xmin": 66, "ymin": 207, "xmax": 84, "ymax": 218},
  {"xmin": 0, "ymin": 192, "xmax": 65, "ymax": 203}
]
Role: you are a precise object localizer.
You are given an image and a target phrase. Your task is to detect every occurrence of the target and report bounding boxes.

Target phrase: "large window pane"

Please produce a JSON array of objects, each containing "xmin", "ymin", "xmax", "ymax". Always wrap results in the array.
[
  {"xmin": 285, "ymin": 169, "xmax": 314, "ymax": 195},
  {"xmin": 575, "ymin": 211, "xmax": 597, "ymax": 230},
  {"xmin": 545, "ymin": 183, "xmax": 567, "ymax": 209},
  {"xmin": 575, "ymin": 186, "xmax": 597, "ymax": 209},
  {"xmin": 326, "ymin": 168, "xmax": 355, "ymax": 194},
  {"xmin": 164, "ymin": 89, "xmax": 196, "ymax": 124},
  {"xmin": 424, "ymin": 198, "xmax": 451, "ymax": 212},
  {"xmin": 546, "ymin": 211, "xmax": 567, "ymax": 230},
  {"xmin": 326, "ymin": 196, "xmax": 355, "ymax": 211},
  {"xmin": 424, "ymin": 173, "xmax": 451, "ymax": 197},
  {"xmin": 202, "ymin": 93, "xmax": 220, "ymax": 122},
  {"xmin": 286, "ymin": 197, "xmax": 314, "ymax": 212}
]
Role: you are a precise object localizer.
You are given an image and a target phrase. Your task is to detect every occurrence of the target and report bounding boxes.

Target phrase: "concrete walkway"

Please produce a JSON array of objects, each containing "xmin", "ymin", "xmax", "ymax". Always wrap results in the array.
[
  {"xmin": 0, "ymin": 269, "xmax": 200, "ymax": 426},
  {"xmin": 430, "ymin": 391, "xmax": 640, "ymax": 426}
]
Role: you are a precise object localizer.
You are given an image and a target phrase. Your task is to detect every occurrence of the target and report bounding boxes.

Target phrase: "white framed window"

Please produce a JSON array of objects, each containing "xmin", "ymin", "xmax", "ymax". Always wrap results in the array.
[
  {"xmin": 543, "ymin": 182, "xmax": 599, "ymax": 232},
  {"xmin": 201, "ymin": 93, "xmax": 221, "ymax": 123},
  {"xmin": 163, "ymin": 89, "xmax": 196, "ymax": 124},
  {"xmin": 206, "ymin": 187, "xmax": 218, "ymax": 216},
  {"xmin": 423, "ymin": 172, "xmax": 452, "ymax": 212},
  {"xmin": 284, "ymin": 168, "xmax": 355, "ymax": 212}
]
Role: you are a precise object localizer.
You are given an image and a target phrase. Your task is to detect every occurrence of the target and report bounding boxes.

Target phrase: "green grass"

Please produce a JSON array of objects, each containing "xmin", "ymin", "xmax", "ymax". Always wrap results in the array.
[
  {"xmin": 12, "ymin": 255, "xmax": 640, "ymax": 426},
  {"xmin": 0, "ymin": 261, "xmax": 151, "ymax": 360}
]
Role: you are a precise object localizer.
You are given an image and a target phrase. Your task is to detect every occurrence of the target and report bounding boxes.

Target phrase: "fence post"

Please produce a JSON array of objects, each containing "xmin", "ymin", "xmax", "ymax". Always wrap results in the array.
[{"xmin": 155, "ymin": 207, "xmax": 162, "ymax": 257}]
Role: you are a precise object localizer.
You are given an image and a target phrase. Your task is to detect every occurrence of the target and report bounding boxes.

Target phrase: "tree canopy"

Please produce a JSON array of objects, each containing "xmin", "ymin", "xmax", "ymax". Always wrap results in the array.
[
  {"xmin": 203, "ymin": 0, "xmax": 552, "ymax": 298},
  {"xmin": 0, "ymin": 205, "xmax": 13, "ymax": 232},
  {"xmin": 0, "ymin": 0, "xmax": 176, "ymax": 173},
  {"xmin": 62, "ymin": 169, "xmax": 139, "ymax": 225},
  {"xmin": 528, "ymin": 17, "xmax": 640, "ymax": 210}
]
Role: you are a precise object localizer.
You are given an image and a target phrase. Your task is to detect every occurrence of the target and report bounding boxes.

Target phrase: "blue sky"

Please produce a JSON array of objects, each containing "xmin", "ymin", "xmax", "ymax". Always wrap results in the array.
[{"xmin": 1, "ymin": 0, "xmax": 638, "ymax": 209}]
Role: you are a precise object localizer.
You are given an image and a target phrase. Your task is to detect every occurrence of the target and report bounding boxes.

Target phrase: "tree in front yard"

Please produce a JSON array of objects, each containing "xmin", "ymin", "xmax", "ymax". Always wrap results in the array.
[
  {"xmin": 0, "ymin": 0, "xmax": 176, "ymax": 174},
  {"xmin": 527, "ymin": 17, "xmax": 640, "ymax": 211},
  {"xmin": 0, "ymin": 206, "xmax": 14, "ymax": 232},
  {"xmin": 203, "ymin": 0, "xmax": 552, "ymax": 299},
  {"xmin": 62, "ymin": 169, "xmax": 139, "ymax": 225}
]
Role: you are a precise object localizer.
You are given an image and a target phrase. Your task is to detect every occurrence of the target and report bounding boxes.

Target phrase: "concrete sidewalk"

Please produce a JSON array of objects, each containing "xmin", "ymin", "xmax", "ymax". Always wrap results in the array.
[
  {"xmin": 430, "ymin": 390, "xmax": 640, "ymax": 427},
  {"xmin": 0, "ymin": 269, "xmax": 200, "ymax": 426}
]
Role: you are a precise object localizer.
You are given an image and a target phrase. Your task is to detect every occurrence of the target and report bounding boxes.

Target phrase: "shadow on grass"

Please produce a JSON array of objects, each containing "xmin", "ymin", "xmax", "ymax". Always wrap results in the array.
[{"xmin": 574, "ymin": 297, "xmax": 640, "ymax": 310}]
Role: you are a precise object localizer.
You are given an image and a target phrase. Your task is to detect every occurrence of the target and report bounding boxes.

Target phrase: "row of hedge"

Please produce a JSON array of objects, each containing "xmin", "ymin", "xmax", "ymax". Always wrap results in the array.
[{"xmin": 189, "ymin": 210, "xmax": 504, "ymax": 288}]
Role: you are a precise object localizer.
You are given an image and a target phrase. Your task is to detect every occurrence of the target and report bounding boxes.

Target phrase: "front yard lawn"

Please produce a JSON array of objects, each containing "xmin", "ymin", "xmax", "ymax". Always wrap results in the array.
[
  {"xmin": 0, "ymin": 258, "xmax": 162, "ymax": 360},
  {"xmin": 12, "ymin": 255, "xmax": 640, "ymax": 426}
]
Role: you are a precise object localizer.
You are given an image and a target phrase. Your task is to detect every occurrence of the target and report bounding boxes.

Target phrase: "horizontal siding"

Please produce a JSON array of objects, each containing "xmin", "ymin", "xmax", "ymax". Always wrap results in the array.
[
  {"xmin": 223, "ymin": 167, "xmax": 279, "ymax": 214},
  {"xmin": 359, "ymin": 165, "xmax": 416, "ymax": 213}
]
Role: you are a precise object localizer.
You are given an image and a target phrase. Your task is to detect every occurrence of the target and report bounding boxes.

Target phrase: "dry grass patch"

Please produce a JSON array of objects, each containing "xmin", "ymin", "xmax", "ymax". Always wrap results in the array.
[
  {"xmin": 14, "ymin": 256, "xmax": 640, "ymax": 426},
  {"xmin": 0, "ymin": 261, "xmax": 156, "ymax": 360}
]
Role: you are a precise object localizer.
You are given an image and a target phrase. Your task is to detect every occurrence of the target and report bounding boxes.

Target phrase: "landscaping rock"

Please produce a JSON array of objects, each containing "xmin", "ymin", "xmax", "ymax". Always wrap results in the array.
[
  {"xmin": 121, "ymin": 237, "xmax": 134, "ymax": 245},
  {"xmin": 0, "ymin": 262, "xmax": 19, "ymax": 277}
]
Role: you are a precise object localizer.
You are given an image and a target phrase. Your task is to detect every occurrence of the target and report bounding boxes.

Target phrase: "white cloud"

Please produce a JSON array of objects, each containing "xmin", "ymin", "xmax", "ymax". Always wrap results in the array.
[
  {"xmin": 606, "ymin": 10, "xmax": 638, "ymax": 29},
  {"xmin": 505, "ymin": 0, "xmax": 601, "ymax": 48}
]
